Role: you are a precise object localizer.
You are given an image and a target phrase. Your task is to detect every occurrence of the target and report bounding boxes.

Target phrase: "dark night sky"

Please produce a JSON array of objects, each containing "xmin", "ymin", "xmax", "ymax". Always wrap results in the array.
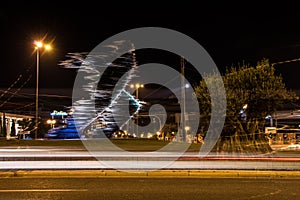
[{"xmin": 1, "ymin": 1, "xmax": 300, "ymax": 92}]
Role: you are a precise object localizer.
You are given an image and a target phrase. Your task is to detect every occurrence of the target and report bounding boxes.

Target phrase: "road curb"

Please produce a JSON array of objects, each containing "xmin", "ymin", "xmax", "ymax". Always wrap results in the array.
[{"xmin": 1, "ymin": 170, "xmax": 300, "ymax": 178}]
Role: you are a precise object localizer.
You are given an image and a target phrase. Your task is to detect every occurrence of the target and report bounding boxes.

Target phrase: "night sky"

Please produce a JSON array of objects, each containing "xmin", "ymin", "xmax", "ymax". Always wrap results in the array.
[{"xmin": 1, "ymin": 1, "xmax": 300, "ymax": 92}]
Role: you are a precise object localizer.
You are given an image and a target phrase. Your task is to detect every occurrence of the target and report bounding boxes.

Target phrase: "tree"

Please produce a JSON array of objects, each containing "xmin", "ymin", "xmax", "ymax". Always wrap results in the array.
[
  {"xmin": 0, "ymin": 116, "xmax": 2, "ymax": 137},
  {"xmin": 38, "ymin": 119, "xmax": 52, "ymax": 138},
  {"xmin": 17, "ymin": 118, "xmax": 35, "ymax": 138},
  {"xmin": 1, "ymin": 113, "xmax": 7, "ymax": 137},
  {"xmin": 17, "ymin": 118, "xmax": 50, "ymax": 139},
  {"xmin": 194, "ymin": 59, "xmax": 298, "ymax": 154},
  {"xmin": 10, "ymin": 119, "xmax": 16, "ymax": 137}
]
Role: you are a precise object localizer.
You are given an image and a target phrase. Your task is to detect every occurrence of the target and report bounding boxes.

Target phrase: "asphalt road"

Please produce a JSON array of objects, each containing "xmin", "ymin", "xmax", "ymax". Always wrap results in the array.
[
  {"xmin": 0, "ymin": 177, "xmax": 299, "ymax": 200},
  {"xmin": 0, "ymin": 146, "xmax": 300, "ymax": 170}
]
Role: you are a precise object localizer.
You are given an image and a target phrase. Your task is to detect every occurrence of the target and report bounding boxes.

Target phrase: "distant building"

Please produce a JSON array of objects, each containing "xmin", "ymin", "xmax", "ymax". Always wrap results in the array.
[
  {"xmin": 0, "ymin": 112, "xmax": 34, "ymax": 139},
  {"xmin": 265, "ymin": 110, "xmax": 300, "ymax": 144}
]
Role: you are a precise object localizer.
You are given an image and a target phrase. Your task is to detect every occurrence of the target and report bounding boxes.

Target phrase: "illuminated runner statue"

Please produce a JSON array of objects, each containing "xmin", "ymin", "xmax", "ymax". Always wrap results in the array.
[{"xmin": 60, "ymin": 41, "xmax": 141, "ymax": 138}]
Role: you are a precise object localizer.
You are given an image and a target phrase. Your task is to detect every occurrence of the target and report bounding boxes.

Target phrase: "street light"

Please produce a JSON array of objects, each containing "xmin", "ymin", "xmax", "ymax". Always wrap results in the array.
[
  {"xmin": 130, "ymin": 83, "xmax": 144, "ymax": 136},
  {"xmin": 34, "ymin": 40, "xmax": 52, "ymax": 139},
  {"xmin": 130, "ymin": 83, "xmax": 144, "ymax": 100},
  {"xmin": 47, "ymin": 119, "xmax": 56, "ymax": 128}
]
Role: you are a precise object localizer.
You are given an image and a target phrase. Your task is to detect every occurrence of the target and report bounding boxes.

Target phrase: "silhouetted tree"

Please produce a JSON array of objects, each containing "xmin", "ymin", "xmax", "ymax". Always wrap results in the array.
[
  {"xmin": 195, "ymin": 58, "xmax": 298, "ymax": 153},
  {"xmin": 0, "ymin": 116, "xmax": 2, "ymax": 137},
  {"xmin": 17, "ymin": 118, "xmax": 35, "ymax": 139},
  {"xmin": 10, "ymin": 119, "xmax": 16, "ymax": 137},
  {"xmin": 1, "ymin": 113, "xmax": 7, "ymax": 137}
]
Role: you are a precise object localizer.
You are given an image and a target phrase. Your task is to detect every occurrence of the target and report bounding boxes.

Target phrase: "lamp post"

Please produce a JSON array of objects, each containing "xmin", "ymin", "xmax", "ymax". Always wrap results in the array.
[
  {"xmin": 130, "ymin": 83, "xmax": 144, "ymax": 100},
  {"xmin": 180, "ymin": 56, "xmax": 186, "ymax": 142},
  {"xmin": 130, "ymin": 83, "xmax": 144, "ymax": 136},
  {"xmin": 34, "ymin": 40, "xmax": 52, "ymax": 139}
]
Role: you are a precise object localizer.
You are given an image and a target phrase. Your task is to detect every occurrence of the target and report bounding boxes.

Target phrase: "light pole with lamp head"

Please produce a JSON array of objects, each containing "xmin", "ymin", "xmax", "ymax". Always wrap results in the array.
[
  {"xmin": 34, "ymin": 40, "xmax": 52, "ymax": 139},
  {"xmin": 130, "ymin": 83, "xmax": 144, "ymax": 137}
]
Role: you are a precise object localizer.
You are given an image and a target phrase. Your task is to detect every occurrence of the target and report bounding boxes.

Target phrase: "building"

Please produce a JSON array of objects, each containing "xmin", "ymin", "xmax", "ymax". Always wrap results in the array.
[
  {"xmin": 0, "ymin": 112, "xmax": 34, "ymax": 139},
  {"xmin": 265, "ymin": 110, "xmax": 300, "ymax": 144}
]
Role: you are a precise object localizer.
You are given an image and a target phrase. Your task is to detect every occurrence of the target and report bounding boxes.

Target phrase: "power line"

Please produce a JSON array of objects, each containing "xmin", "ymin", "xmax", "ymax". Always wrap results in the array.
[
  {"xmin": 0, "ymin": 74, "xmax": 32, "ymax": 108},
  {"xmin": 0, "ymin": 74, "xmax": 23, "ymax": 100},
  {"xmin": 271, "ymin": 57, "xmax": 300, "ymax": 66}
]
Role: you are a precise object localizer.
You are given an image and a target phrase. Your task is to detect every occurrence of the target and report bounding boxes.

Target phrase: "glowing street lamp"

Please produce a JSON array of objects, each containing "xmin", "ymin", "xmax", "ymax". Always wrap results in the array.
[
  {"xmin": 44, "ymin": 44, "xmax": 52, "ymax": 51},
  {"xmin": 47, "ymin": 119, "xmax": 56, "ymax": 128},
  {"xmin": 34, "ymin": 40, "xmax": 52, "ymax": 139},
  {"xmin": 130, "ymin": 83, "xmax": 144, "ymax": 100}
]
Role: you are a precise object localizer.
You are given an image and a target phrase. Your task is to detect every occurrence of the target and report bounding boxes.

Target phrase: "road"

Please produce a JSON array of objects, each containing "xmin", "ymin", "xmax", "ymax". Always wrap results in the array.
[
  {"xmin": 0, "ymin": 146, "xmax": 300, "ymax": 170},
  {"xmin": 0, "ymin": 177, "xmax": 299, "ymax": 200},
  {"xmin": 0, "ymin": 145, "xmax": 299, "ymax": 200}
]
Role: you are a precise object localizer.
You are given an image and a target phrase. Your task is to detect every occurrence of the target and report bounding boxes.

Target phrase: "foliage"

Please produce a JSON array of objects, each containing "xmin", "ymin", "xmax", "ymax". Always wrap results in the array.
[
  {"xmin": 194, "ymin": 59, "xmax": 299, "ymax": 153},
  {"xmin": 10, "ymin": 119, "xmax": 16, "ymax": 137},
  {"xmin": 1, "ymin": 113, "xmax": 7, "ymax": 137},
  {"xmin": 17, "ymin": 118, "xmax": 35, "ymax": 132},
  {"xmin": 224, "ymin": 59, "xmax": 297, "ymax": 122},
  {"xmin": 0, "ymin": 116, "xmax": 2, "ymax": 137},
  {"xmin": 17, "ymin": 118, "xmax": 50, "ymax": 139}
]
